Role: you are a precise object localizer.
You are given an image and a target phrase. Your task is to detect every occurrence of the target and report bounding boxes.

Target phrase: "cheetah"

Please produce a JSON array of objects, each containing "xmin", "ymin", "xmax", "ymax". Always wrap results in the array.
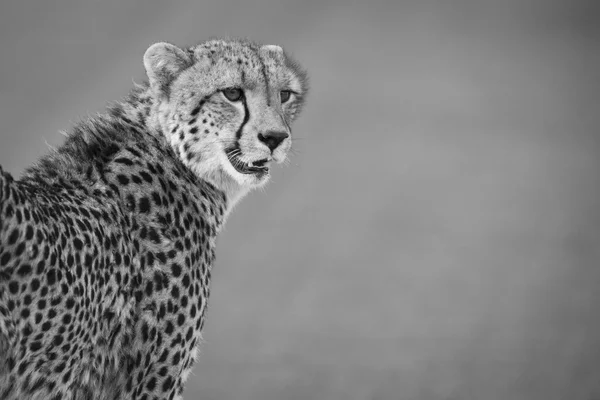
[{"xmin": 0, "ymin": 38, "xmax": 308, "ymax": 399}]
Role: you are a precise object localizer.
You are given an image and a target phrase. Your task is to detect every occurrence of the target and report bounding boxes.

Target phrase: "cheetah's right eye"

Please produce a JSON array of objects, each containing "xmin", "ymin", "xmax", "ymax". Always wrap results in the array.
[
  {"xmin": 223, "ymin": 88, "xmax": 243, "ymax": 102},
  {"xmin": 280, "ymin": 90, "xmax": 292, "ymax": 104}
]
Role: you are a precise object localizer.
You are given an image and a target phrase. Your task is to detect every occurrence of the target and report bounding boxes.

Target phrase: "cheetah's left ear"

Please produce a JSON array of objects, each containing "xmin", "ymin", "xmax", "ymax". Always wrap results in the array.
[
  {"xmin": 261, "ymin": 45, "xmax": 283, "ymax": 53},
  {"xmin": 144, "ymin": 42, "xmax": 193, "ymax": 98}
]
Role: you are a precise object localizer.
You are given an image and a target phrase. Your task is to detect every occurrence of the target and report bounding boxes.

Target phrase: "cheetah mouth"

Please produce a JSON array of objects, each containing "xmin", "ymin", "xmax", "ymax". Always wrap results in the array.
[{"xmin": 225, "ymin": 152, "xmax": 270, "ymax": 176}]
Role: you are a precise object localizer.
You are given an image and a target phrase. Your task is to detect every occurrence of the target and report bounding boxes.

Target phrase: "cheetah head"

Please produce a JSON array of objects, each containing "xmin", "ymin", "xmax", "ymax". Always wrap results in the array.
[{"xmin": 143, "ymin": 39, "xmax": 308, "ymax": 203}]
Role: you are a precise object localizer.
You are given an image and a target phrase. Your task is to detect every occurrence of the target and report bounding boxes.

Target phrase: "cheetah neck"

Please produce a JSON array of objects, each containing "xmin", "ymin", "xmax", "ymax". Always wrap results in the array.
[
  {"xmin": 114, "ymin": 84, "xmax": 244, "ymax": 210},
  {"xmin": 120, "ymin": 84, "xmax": 251, "ymax": 217}
]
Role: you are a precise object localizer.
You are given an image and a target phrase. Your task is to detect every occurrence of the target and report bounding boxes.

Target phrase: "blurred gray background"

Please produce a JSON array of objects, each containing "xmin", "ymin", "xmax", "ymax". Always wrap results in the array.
[{"xmin": 1, "ymin": 0, "xmax": 599, "ymax": 399}]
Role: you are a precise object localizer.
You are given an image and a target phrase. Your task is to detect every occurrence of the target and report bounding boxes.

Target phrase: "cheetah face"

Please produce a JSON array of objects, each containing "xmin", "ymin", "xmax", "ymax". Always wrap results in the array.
[{"xmin": 144, "ymin": 40, "xmax": 308, "ymax": 193}]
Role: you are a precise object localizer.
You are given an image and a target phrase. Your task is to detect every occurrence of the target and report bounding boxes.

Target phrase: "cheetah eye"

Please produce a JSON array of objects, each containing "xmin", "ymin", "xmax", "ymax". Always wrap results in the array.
[
  {"xmin": 223, "ymin": 88, "xmax": 243, "ymax": 102},
  {"xmin": 280, "ymin": 90, "xmax": 292, "ymax": 104}
]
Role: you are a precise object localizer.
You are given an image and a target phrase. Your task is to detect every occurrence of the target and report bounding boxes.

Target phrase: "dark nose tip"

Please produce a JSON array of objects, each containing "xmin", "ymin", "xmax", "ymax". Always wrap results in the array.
[{"xmin": 258, "ymin": 131, "xmax": 289, "ymax": 152}]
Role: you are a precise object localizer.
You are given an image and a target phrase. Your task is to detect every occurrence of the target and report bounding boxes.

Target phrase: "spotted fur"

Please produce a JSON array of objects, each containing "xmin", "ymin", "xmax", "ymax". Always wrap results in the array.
[{"xmin": 0, "ymin": 38, "xmax": 307, "ymax": 399}]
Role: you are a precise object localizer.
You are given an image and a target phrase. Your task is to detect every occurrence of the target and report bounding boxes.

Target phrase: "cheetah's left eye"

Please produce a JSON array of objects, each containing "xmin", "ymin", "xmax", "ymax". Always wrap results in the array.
[
  {"xmin": 280, "ymin": 90, "xmax": 292, "ymax": 104},
  {"xmin": 223, "ymin": 88, "xmax": 243, "ymax": 102}
]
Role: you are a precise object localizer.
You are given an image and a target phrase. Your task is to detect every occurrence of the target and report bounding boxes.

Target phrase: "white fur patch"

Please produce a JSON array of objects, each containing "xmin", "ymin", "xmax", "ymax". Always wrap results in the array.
[{"xmin": 262, "ymin": 44, "xmax": 283, "ymax": 53}]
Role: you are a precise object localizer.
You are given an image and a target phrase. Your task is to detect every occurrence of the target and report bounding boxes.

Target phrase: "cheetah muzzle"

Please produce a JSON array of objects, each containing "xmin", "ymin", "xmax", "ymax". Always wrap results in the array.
[{"xmin": 0, "ymin": 38, "xmax": 307, "ymax": 400}]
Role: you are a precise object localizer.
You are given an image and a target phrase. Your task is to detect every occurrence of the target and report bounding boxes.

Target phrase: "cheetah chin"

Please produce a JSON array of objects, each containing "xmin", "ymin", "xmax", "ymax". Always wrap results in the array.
[{"xmin": 225, "ymin": 151, "xmax": 271, "ymax": 177}]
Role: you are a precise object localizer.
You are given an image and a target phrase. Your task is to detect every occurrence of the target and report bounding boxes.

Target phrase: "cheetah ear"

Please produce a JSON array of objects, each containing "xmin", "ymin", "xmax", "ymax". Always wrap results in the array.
[
  {"xmin": 261, "ymin": 44, "xmax": 283, "ymax": 53},
  {"xmin": 144, "ymin": 42, "xmax": 193, "ymax": 97},
  {"xmin": 260, "ymin": 44, "xmax": 284, "ymax": 58}
]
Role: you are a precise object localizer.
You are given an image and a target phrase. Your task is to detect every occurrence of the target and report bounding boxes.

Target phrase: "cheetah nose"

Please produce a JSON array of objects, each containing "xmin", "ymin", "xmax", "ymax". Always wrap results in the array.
[{"xmin": 258, "ymin": 131, "xmax": 289, "ymax": 152}]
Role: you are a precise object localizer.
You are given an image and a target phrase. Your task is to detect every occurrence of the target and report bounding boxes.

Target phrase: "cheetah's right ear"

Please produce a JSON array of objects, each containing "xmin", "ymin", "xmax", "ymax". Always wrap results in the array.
[{"xmin": 144, "ymin": 42, "xmax": 193, "ymax": 98}]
